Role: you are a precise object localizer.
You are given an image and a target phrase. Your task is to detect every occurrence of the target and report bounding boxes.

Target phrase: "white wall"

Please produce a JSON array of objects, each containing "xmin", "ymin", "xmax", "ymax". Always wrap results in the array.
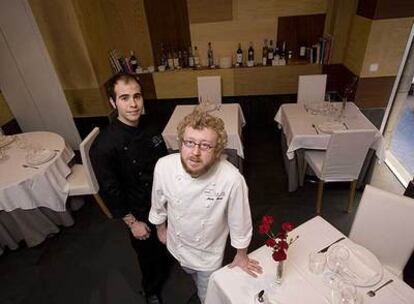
[{"xmin": 0, "ymin": 0, "xmax": 80, "ymax": 148}]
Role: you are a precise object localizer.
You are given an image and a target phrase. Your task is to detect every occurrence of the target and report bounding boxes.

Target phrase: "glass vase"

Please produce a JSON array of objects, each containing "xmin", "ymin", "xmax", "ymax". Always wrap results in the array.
[{"xmin": 275, "ymin": 260, "xmax": 284, "ymax": 284}]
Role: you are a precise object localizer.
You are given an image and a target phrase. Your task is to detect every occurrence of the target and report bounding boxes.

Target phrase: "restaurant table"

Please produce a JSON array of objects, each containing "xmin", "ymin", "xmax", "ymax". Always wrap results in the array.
[
  {"xmin": 162, "ymin": 104, "xmax": 246, "ymax": 168},
  {"xmin": 274, "ymin": 102, "xmax": 385, "ymax": 192},
  {"xmin": 0, "ymin": 132, "xmax": 75, "ymax": 255},
  {"xmin": 205, "ymin": 216, "xmax": 414, "ymax": 304}
]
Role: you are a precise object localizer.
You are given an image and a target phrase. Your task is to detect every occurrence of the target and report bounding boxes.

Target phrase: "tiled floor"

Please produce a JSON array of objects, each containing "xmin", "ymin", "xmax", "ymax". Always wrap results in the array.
[{"xmin": 0, "ymin": 122, "xmax": 410, "ymax": 304}]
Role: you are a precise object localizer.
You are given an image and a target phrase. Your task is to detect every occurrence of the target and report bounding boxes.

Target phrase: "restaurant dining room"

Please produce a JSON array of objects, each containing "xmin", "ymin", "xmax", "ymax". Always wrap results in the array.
[{"xmin": 1, "ymin": 0, "xmax": 414, "ymax": 303}]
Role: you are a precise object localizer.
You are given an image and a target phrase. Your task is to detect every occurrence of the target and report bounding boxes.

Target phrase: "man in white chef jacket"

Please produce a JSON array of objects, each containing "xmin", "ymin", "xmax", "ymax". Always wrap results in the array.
[{"xmin": 149, "ymin": 108, "xmax": 262, "ymax": 303}]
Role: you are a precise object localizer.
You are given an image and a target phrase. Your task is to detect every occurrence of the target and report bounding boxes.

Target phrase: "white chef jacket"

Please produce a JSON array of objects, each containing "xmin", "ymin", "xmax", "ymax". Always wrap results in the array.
[{"xmin": 149, "ymin": 153, "xmax": 252, "ymax": 271}]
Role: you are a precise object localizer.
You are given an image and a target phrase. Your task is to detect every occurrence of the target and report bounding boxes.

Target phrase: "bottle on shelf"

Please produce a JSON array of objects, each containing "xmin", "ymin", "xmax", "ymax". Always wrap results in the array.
[
  {"xmin": 267, "ymin": 40, "xmax": 274, "ymax": 65},
  {"xmin": 299, "ymin": 44, "xmax": 306, "ymax": 59},
  {"xmin": 182, "ymin": 48, "xmax": 188, "ymax": 68},
  {"xmin": 167, "ymin": 48, "xmax": 174, "ymax": 70},
  {"xmin": 177, "ymin": 50, "xmax": 183, "ymax": 69},
  {"xmin": 173, "ymin": 49, "xmax": 180, "ymax": 69},
  {"xmin": 129, "ymin": 50, "xmax": 138, "ymax": 72},
  {"xmin": 262, "ymin": 39, "xmax": 268, "ymax": 66},
  {"xmin": 194, "ymin": 45, "xmax": 200, "ymax": 68},
  {"xmin": 208, "ymin": 42, "xmax": 214, "ymax": 68},
  {"xmin": 279, "ymin": 41, "xmax": 287, "ymax": 65},
  {"xmin": 273, "ymin": 46, "xmax": 280, "ymax": 66},
  {"xmin": 160, "ymin": 44, "xmax": 167, "ymax": 67},
  {"xmin": 236, "ymin": 42, "xmax": 243, "ymax": 67},
  {"xmin": 247, "ymin": 41, "xmax": 254, "ymax": 67},
  {"xmin": 188, "ymin": 46, "xmax": 194, "ymax": 68}
]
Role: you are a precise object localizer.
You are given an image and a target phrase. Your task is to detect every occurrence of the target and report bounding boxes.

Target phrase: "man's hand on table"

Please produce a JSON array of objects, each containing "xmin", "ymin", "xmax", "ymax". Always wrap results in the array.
[{"xmin": 228, "ymin": 248, "xmax": 263, "ymax": 277}]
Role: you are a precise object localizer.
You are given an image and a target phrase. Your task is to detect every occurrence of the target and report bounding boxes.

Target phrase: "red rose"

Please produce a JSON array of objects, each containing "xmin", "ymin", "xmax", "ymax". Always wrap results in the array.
[
  {"xmin": 261, "ymin": 215, "xmax": 274, "ymax": 226},
  {"xmin": 281, "ymin": 222, "xmax": 294, "ymax": 232},
  {"xmin": 279, "ymin": 240, "xmax": 289, "ymax": 250},
  {"xmin": 265, "ymin": 238, "xmax": 276, "ymax": 247},
  {"xmin": 276, "ymin": 231, "xmax": 287, "ymax": 239},
  {"xmin": 272, "ymin": 249, "xmax": 287, "ymax": 261},
  {"xmin": 258, "ymin": 223, "xmax": 270, "ymax": 235}
]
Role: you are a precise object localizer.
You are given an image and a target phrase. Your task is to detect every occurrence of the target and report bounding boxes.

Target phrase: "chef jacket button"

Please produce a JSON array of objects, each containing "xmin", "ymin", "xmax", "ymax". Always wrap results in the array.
[
  {"xmin": 124, "ymin": 146, "xmax": 128, "ymax": 151},
  {"xmin": 132, "ymin": 160, "xmax": 136, "ymax": 164},
  {"xmin": 195, "ymin": 237, "xmax": 200, "ymax": 242},
  {"xmin": 176, "ymin": 232, "xmax": 180, "ymax": 236},
  {"xmin": 138, "ymin": 172, "xmax": 142, "ymax": 176},
  {"xmin": 144, "ymin": 183, "xmax": 149, "ymax": 187}
]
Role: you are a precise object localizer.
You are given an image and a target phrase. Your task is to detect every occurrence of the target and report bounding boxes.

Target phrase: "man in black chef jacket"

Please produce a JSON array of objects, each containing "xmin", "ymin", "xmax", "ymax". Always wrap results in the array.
[{"xmin": 90, "ymin": 72, "xmax": 169, "ymax": 304}]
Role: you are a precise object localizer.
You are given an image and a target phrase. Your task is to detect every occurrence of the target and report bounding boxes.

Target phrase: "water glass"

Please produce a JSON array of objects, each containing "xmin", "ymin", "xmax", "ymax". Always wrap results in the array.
[
  {"xmin": 327, "ymin": 245, "xmax": 350, "ymax": 273},
  {"xmin": 309, "ymin": 252, "xmax": 327, "ymax": 274}
]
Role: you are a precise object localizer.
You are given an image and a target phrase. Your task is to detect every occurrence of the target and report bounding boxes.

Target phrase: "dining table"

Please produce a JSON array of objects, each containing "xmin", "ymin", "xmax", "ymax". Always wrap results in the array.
[
  {"xmin": 0, "ymin": 131, "xmax": 75, "ymax": 255},
  {"xmin": 205, "ymin": 216, "xmax": 414, "ymax": 304},
  {"xmin": 162, "ymin": 103, "xmax": 246, "ymax": 169},
  {"xmin": 274, "ymin": 102, "xmax": 385, "ymax": 192}
]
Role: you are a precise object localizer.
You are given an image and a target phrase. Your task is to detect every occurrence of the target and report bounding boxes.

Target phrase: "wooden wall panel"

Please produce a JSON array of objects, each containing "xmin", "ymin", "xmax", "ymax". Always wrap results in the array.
[
  {"xmin": 322, "ymin": 64, "xmax": 358, "ymax": 98},
  {"xmin": 354, "ymin": 76, "xmax": 395, "ymax": 108},
  {"xmin": 277, "ymin": 14, "xmax": 326, "ymax": 59},
  {"xmin": 153, "ymin": 69, "xmax": 234, "ymax": 99},
  {"xmin": 358, "ymin": 0, "xmax": 414, "ymax": 20},
  {"xmin": 234, "ymin": 65, "xmax": 322, "ymax": 95},
  {"xmin": 144, "ymin": 0, "xmax": 191, "ymax": 67},
  {"xmin": 190, "ymin": 0, "xmax": 328, "ymax": 67},
  {"xmin": 29, "ymin": 0, "xmax": 98, "ymax": 89},
  {"xmin": 0, "ymin": 91, "xmax": 13, "ymax": 125},
  {"xmin": 64, "ymin": 88, "xmax": 111, "ymax": 117},
  {"xmin": 360, "ymin": 17, "xmax": 414, "ymax": 77},
  {"xmin": 343, "ymin": 15, "xmax": 372, "ymax": 76},
  {"xmin": 187, "ymin": 0, "xmax": 232, "ymax": 24}
]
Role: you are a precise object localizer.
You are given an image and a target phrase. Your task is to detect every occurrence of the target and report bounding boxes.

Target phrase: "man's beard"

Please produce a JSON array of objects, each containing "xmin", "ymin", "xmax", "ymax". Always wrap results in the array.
[{"xmin": 180, "ymin": 155, "xmax": 216, "ymax": 178}]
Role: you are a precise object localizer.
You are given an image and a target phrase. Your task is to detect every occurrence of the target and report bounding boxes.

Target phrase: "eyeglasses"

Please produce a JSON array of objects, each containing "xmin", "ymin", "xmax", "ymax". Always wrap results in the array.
[{"xmin": 182, "ymin": 139, "xmax": 215, "ymax": 152}]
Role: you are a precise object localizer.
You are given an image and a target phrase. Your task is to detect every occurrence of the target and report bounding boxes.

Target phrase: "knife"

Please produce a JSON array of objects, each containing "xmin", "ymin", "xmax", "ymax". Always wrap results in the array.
[{"xmin": 318, "ymin": 237, "xmax": 346, "ymax": 253}]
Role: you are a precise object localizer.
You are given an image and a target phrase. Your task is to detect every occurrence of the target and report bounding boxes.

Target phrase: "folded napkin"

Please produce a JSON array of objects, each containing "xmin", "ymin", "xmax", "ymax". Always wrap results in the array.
[{"xmin": 316, "ymin": 121, "xmax": 346, "ymax": 134}]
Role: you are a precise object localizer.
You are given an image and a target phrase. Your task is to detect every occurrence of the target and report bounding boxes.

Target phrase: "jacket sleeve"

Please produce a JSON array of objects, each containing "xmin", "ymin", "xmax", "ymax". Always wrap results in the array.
[
  {"xmin": 90, "ymin": 140, "xmax": 130, "ymax": 218},
  {"xmin": 149, "ymin": 160, "xmax": 168, "ymax": 225},
  {"xmin": 227, "ymin": 175, "xmax": 253, "ymax": 249}
]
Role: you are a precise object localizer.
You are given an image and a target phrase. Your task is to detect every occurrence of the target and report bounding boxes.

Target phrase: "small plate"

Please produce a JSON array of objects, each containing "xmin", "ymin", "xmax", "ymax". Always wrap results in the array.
[
  {"xmin": 25, "ymin": 149, "xmax": 56, "ymax": 165},
  {"xmin": 316, "ymin": 121, "xmax": 346, "ymax": 134},
  {"xmin": 0, "ymin": 136, "xmax": 15, "ymax": 148}
]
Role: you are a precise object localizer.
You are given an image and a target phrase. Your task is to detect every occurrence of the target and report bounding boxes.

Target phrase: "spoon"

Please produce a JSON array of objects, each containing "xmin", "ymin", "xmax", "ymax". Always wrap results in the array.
[
  {"xmin": 22, "ymin": 164, "xmax": 39, "ymax": 169},
  {"xmin": 367, "ymin": 279, "xmax": 393, "ymax": 297}
]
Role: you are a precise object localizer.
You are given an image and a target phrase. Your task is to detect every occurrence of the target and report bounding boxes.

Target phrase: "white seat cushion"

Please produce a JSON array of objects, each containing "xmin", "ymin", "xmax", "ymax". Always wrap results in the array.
[
  {"xmin": 304, "ymin": 150, "xmax": 325, "ymax": 179},
  {"xmin": 67, "ymin": 164, "xmax": 94, "ymax": 196}
]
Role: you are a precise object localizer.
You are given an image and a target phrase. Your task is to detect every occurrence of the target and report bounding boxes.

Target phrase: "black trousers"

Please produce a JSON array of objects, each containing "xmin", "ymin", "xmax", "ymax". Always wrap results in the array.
[{"xmin": 130, "ymin": 223, "xmax": 171, "ymax": 296}]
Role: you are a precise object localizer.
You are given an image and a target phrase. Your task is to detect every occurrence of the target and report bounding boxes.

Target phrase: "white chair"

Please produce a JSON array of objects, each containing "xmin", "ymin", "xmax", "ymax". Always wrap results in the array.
[
  {"xmin": 197, "ymin": 76, "xmax": 222, "ymax": 105},
  {"xmin": 349, "ymin": 185, "xmax": 414, "ymax": 278},
  {"xmin": 303, "ymin": 129, "xmax": 376, "ymax": 213},
  {"xmin": 67, "ymin": 127, "xmax": 113, "ymax": 218},
  {"xmin": 297, "ymin": 74, "xmax": 327, "ymax": 104}
]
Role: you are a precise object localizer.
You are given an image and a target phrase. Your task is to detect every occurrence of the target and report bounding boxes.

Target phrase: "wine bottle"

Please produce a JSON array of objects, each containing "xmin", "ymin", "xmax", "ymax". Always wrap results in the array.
[
  {"xmin": 208, "ymin": 42, "xmax": 214, "ymax": 68},
  {"xmin": 236, "ymin": 42, "xmax": 243, "ymax": 67},
  {"xmin": 188, "ymin": 46, "xmax": 194, "ymax": 68},
  {"xmin": 182, "ymin": 48, "xmax": 188, "ymax": 68},
  {"xmin": 160, "ymin": 44, "xmax": 167, "ymax": 66},
  {"xmin": 173, "ymin": 49, "xmax": 179, "ymax": 69},
  {"xmin": 167, "ymin": 48, "xmax": 174, "ymax": 70},
  {"xmin": 267, "ymin": 40, "xmax": 274, "ymax": 65},
  {"xmin": 194, "ymin": 46, "xmax": 200, "ymax": 68},
  {"xmin": 129, "ymin": 50, "xmax": 138, "ymax": 72},
  {"xmin": 247, "ymin": 41, "xmax": 254, "ymax": 67},
  {"xmin": 262, "ymin": 39, "xmax": 268, "ymax": 66}
]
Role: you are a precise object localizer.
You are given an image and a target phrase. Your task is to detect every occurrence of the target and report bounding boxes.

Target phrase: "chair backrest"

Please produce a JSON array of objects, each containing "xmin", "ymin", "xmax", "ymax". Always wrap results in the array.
[
  {"xmin": 79, "ymin": 127, "xmax": 100, "ymax": 192},
  {"xmin": 322, "ymin": 129, "xmax": 376, "ymax": 181},
  {"xmin": 297, "ymin": 74, "xmax": 327, "ymax": 104},
  {"xmin": 349, "ymin": 185, "xmax": 414, "ymax": 276},
  {"xmin": 197, "ymin": 76, "xmax": 222, "ymax": 105}
]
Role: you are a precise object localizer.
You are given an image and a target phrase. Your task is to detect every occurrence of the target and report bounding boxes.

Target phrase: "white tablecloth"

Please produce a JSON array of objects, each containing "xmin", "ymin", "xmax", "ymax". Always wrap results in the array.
[
  {"xmin": 0, "ymin": 132, "xmax": 74, "ymax": 212},
  {"xmin": 205, "ymin": 216, "xmax": 414, "ymax": 304},
  {"xmin": 274, "ymin": 102, "xmax": 385, "ymax": 161},
  {"xmin": 162, "ymin": 103, "xmax": 246, "ymax": 158}
]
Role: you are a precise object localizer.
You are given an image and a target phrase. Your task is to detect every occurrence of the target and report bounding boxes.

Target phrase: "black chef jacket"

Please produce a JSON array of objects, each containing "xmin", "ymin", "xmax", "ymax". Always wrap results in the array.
[{"xmin": 90, "ymin": 117, "xmax": 167, "ymax": 220}]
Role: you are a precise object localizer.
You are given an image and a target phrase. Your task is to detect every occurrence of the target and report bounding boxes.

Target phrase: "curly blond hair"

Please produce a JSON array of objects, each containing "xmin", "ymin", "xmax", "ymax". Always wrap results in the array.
[{"xmin": 177, "ymin": 106, "xmax": 228, "ymax": 155}]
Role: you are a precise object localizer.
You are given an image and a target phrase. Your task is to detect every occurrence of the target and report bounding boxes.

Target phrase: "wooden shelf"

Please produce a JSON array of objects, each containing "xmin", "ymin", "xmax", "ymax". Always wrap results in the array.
[{"xmin": 149, "ymin": 63, "xmax": 322, "ymax": 99}]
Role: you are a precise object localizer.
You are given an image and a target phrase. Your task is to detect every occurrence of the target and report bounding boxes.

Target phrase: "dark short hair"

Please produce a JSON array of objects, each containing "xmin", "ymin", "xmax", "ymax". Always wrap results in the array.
[{"xmin": 105, "ymin": 72, "xmax": 142, "ymax": 101}]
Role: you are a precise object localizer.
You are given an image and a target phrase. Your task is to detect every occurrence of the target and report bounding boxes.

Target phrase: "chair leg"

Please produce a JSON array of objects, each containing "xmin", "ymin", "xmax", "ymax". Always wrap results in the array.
[
  {"xmin": 300, "ymin": 161, "xmax": 308, "ymax": 187},
  {"xmin": 347, "ymin": 180, "xmax": 357, "ymax": 213},
  {"xmin": 93, "ymin": 194, "xmax": 113, "ymax": 219},
  {"xmin": 316, "ymin": 181, "xmax": 324, "ymax": 214}
]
